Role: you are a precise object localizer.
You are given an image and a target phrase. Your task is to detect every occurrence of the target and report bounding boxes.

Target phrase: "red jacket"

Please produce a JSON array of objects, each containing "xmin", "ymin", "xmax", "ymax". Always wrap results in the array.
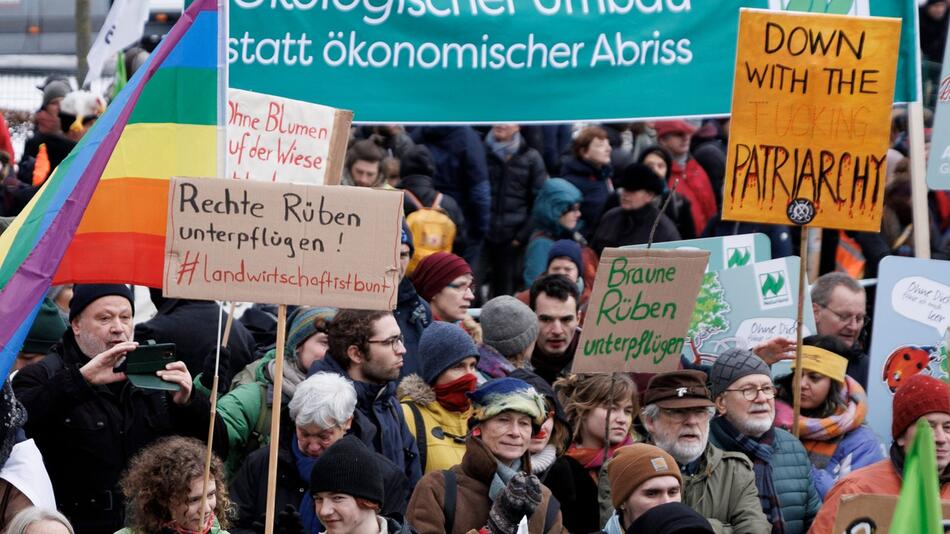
[
  {"xmin": 669, "ymin": 158, "xmax": 717, "ymax": 235},
  {"xmin": 809, "ymin": 459, "xmax": 950, "ymax": 533}
]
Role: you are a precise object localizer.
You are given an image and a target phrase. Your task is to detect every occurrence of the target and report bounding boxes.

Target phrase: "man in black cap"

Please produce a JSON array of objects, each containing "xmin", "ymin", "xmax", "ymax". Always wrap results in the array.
[
  {"xmin": 640, "ymin": 370, "xmax": 769, "ymax": 534},
  {"xmin": 12, "ymin": 284, "xmax": 228, "ymax": 534},
  {"xmin": 591, "ymin": 163, "xmax": 681, "ymax": 254}
]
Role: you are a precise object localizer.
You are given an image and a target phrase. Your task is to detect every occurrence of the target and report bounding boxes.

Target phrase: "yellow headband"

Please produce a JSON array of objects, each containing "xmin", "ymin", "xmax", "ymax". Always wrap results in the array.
[{"xmin": 794, "ymin": 346, "xmax": 848, "ymax": 383}]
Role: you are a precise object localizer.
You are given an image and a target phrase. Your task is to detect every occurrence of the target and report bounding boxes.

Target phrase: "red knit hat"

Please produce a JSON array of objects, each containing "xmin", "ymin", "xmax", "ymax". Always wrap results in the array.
[
  {"xmin": 410, "ymin": 252, "xmax": 473, "ymax": 302},
  {"xmin": 892, "ymin": 374, "xmax": 950, "ymax": 439},
  {"xmin": 654, "ymin": 120, "xmax": 697, "ymax": 139}
]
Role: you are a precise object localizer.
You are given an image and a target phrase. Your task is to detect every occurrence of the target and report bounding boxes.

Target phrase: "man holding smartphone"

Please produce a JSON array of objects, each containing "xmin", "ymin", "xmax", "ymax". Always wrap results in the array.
[{"xmin": 12, "ymin": 284, "xmax": 228, "ymax": 534}]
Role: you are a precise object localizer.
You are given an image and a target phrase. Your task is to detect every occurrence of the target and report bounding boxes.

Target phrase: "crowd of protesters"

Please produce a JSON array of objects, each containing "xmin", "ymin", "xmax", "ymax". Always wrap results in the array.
[{"xmin": 2, "ymin": 11, "xmax": 950, "ymax": 534}]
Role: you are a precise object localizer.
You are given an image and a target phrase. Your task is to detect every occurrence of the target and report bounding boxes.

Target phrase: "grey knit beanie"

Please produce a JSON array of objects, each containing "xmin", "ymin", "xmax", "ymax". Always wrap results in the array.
[
  {"xmin": 419, "ymin": 321, "xmax": 479, "ymax": 384},
  {"xmin": 709, "ymin": 348, "xmax": 771, "ymax": 398},
  {"xmin": 480, "ymin": 296, "xmax": 539, "ymax": 357}
]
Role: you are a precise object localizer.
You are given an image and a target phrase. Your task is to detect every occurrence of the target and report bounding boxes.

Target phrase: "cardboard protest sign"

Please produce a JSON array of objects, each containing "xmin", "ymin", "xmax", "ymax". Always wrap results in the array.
[
  {"xmin": 572, "ymin": 249, "xmax": 708, "ymax": 374},
  {"xmin": 832, "ymin": 494, "xmax": 950, "ymax": 533},
  {"xmin": 866, "ymin": 257, "xmax": 950, "ymax": 443},
  {"xmin": 624, "ymin": 233, "xmax": 772, "ymax": 271},
  {"xmin": 683, "ymin": 257, "xmax": 815, "ymax": 368},
  {"xmin": 227, "ymin": 89, "xmax": 352, "ymax": 185},
  {"xmin": 928, "ymin": 36, "xmax": 950, "ymax": 190},
  {"xmin": 163, "ymin": 177, "xmax": 402, "ymax": 309},
  {"xmin": 723, "ymin": 9, "xmax": 900, "ymax": 231}
]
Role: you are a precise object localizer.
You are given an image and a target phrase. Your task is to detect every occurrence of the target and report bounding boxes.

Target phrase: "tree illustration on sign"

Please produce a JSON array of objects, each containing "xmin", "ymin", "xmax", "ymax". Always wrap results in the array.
[{"xmin": 686, "ymin": 272, "xmax": 731, "ymax": 366}]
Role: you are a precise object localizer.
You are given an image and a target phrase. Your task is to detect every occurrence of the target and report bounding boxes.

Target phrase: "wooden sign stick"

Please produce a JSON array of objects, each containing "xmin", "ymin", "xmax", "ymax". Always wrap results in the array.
[
  {"xmin": 199, "ymin": 301, "xmax": 236, "ymax": 530},
  {"xmin": 265, "ymin": 304, "xmax": 288, "ymax": 534},
  {"xmin": 792, "ymin": 230, "xmax": 809, "ymax": 438}
]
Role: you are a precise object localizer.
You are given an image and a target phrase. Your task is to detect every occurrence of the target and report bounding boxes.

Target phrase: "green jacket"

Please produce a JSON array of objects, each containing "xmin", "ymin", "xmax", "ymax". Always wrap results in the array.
[
  {"xmin": 216, "ymin": 350, "xmax": 279, "ymax": 475},
  {"xmin": 682, "ymin": 445, "xmax": 771, "ymax": 534},
  {"xmin": 115, "ymin": 520, "xmax": 228, "ymax": 534}
]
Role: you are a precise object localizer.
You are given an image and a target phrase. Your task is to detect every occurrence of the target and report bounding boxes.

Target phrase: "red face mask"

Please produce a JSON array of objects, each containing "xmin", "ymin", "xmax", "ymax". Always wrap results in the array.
[{"xmin": 434, "ymin": 373, "xmax": 478, "ymax": 412}]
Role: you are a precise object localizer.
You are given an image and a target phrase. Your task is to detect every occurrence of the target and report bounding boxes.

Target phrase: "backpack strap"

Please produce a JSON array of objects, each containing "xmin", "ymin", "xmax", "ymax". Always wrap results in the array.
[
  {"xmin": 443, "ymin": 469, "xmax": 457, "ymax": 533},
  {"xmin": 543, "ymin": 494, "xmax": 559, "ymax": 533},
  {"xmin": 404, "ymin": 190, "xmax": 424, "ymax": 210},
  {"xmin": 431, "ymin": 192, "xmax": 443, "ymax": 209},
  {"xmin": 401, "ymin": 401, "xmax": 427, "ymax": 472}
]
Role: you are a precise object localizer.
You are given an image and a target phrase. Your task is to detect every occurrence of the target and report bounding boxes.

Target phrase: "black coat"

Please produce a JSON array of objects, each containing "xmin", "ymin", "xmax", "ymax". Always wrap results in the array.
[
  {"xmin": 229, "ymin": 410, "xmax": 410, "ymax": 534},
  {"xmin": 12, "ymin": 331, "xmax": 228, "ymax": 534},
  {"xmin": 591, "ymin": 205, "xmax": 681, "ymax": 255},
  {"xmin": 485, "ymin": 139, "xmax": 548, "ymax": 244},
  {"xmin": 394, "ymin": 277, "xmax": 431, "ymax": 379},
  {"xmin": 135, "ymin": 298, "xmax": 257, "ymax": 382},
  {"xmin": 540, "ymin": 456, "xmax": 600, "ymax": 534}
]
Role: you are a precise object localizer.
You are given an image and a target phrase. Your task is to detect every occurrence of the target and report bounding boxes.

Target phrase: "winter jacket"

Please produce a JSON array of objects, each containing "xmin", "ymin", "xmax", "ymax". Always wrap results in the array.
[
  {"xmin": 395, "ymin": 277, "xmax": 432, "ymax": 379},
  {"xmin": 484, "ymin": 137, "xmax": 548, "ymax": 244},
  {"xmin": 309, "ymin": 356, "xmax": 423, "ymax": 487},
  {"xmin": 680, "ymin": 444, "xmax": 771, "ymax": 534},
  {"xmin": 806, "ymin": 425, "xmax": 884, "ymax": 499},
  {"xmin": 410, "ymin": 127, "xmax": 491, "ymax": 240},
  {"xmin": 560, "ymin": 157, "xmax": 612, "ymax": 238},
  {"xmin": 524, "ymin": 178, "xmax": 584, "ymax": 287},
  {"xmin": 399, "ymin": 174, "xmax": 468, "ymax": 252},
  {"xmin": 808, "ymin": 458, "xmax": 950, "ymax": 534},
  {"xmin": 397, "ymin": 374, "xmax": 471, "ymax": 474},
  {"xmin": 670, "ymin": 158, "xmax": 717, "ymax": 236},
  {"xmin": 135, "ymin": 298, "xmax": 257, "ymax": 381},
  {"xmin": 539, "ymin": 455, "xmax": 600, "ymax": 534},
  {"xmin": 591, "ymin": 205, "xmax": 681, "ymax": 255},
  {"xmin": 13, "ymin": 330, "xmax": 229, "ymax": 534},
  {"xmin": 710, "ymin": 423, "xmax": 820, "ymax": 534},
  {"xmin": 406, "ymin": 436, "xmax": 566, "ymax": 534},
  {"xmin": 115, "ymin": 521, "xmax": 228, "ymax": 534},
  {"xmin": 229, "ymin": 409, "xmax": 410, "ymax": 534}
]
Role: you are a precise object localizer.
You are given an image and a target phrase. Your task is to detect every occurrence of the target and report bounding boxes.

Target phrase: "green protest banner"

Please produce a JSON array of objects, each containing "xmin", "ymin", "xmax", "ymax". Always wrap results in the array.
[
  {"xmin": 229, "ymin": 0, "xmax": 917, "ymax": 123},
  {"xmin": 572, "ymin": 248, "xmax": 708, "ymax": 374}
]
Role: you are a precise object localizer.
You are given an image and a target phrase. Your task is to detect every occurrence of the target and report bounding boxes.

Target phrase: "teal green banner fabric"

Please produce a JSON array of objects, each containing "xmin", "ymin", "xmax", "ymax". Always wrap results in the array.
[{"xmin": 229, "ymin": 0, "xmax": 918, "ymax": 123}]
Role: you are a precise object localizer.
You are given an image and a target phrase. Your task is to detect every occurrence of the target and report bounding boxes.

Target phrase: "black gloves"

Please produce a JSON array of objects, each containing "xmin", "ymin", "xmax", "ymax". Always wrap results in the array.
[{"xmin": 199, "ymin": 346, "xmax": 231, "ymax": 392}]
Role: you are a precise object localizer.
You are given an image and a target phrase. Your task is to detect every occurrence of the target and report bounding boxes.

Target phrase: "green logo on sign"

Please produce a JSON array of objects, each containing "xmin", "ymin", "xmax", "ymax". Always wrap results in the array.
[
  {"xmin": 784, "ymin": 0, "xmax": 854, "ymax": 14},
  {"xmin": 760, "ymin": 272, "xmax": 786, "ymax": 297},
  {"xmin": 726, "ymin": 247, "xmax": 752, "ymax": 268}
]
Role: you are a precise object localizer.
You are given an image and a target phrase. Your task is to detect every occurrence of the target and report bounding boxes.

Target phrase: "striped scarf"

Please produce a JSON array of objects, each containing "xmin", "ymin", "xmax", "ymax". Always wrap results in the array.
[{"xmin": 775, "ymin": 376, "xmax": 867, "ymax": 468}]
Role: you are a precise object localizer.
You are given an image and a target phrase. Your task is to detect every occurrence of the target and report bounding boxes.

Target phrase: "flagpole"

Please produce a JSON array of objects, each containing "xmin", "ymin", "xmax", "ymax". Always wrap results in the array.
[{"xmin": 199, "ymin": 301, "xmax": 235, "ymax": 529}]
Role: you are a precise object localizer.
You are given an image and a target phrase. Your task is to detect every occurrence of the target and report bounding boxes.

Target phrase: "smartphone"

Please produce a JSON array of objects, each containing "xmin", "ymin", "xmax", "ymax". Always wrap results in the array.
[{"xmin": 114, "ymin": 343, "xmax": 181, "ymax": 392}]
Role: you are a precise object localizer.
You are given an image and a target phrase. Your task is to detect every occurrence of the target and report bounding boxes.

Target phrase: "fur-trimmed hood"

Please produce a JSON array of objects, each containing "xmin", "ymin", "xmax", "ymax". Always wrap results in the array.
[{"xmin": 397, "ymin": 373, "xmax": 436, "ymax": 405}]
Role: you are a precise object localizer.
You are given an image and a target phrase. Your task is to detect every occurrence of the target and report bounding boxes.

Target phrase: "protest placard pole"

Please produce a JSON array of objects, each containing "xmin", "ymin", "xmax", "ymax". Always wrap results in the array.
[
  {"xmin": 792, "ymin": 230, "xmax": 809, "ymax": 438},
  {"xmin": 264, "ymin": 304, "xmax": 287, "ymax": 534},
  {"xmin": 909, "ymin": 101, "xmax": 932, "ymax": 259},
  {"xmin": 200, "ymin": 301, "xmax": 236, "ymax": 528},
  {"xmin": 647, "ymin": 178, "xmax": 680, "ymax": 249}
]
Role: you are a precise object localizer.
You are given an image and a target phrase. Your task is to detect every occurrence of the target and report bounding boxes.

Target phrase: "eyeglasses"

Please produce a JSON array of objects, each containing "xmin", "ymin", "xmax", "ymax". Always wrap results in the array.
[
  {"xmin": 445, "ymin": 282, "xmax": 474, "ymax": 294},
  {"xmin": 818, "ymin": 304, "xmax": 868, "ymax": 326},
  {"xmin": 724, "ymin": 385, "xmax": 777, "ymax": 401},
  {"xmin": 562, "ymin": 203, "xmax": 582, "ymax": 215},
  {"xmin": 367, "ymin": 334, "xmax": 405, "ymax": 350},
  {"xmin": 659, "ymin": 407, "xmax": 713, "ymax": 423}
]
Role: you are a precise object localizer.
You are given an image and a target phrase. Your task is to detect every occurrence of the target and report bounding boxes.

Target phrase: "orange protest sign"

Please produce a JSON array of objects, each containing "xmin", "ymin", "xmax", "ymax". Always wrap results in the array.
[{"xmin": 722, "ymin": 9, "xmax": 900, "ymax": 231}]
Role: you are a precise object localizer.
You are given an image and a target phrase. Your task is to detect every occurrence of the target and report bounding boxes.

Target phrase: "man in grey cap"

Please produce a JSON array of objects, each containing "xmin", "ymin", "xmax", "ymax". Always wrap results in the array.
[
  {"xmin": 640, "ymin": 370, "xmax": 769, "ymax": 534},
  {"xmin": 708, "ymin": 349, "xmax": 819, "ymax": 534},
  {"xmin": 475, "ymin": 295, "xmax": 539, "ymax": 381}
]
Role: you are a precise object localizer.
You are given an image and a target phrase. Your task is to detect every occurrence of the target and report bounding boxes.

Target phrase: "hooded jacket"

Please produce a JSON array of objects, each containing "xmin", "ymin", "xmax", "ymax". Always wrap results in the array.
[
  {"xmin": 710, "ymin": 422, "xmax": 821, "ymax": 534},
  {"xmin": 680, "ymin": 444, "xmax": 771, "ymax": 534},
  {"xmin": 397, "ymin": 374, "xmax": 471, "ymax": 474},
  {"xmin": 523, "ymin": 178, "xmax": 584, "ymax": 287},
  {"xmin": 309, "ymin": 355, "xmax": 423, "ymax": 487},
  {"xmin": 13, "ymin": 330, "xmax": 228, "ymax": 534},
  {"xmin": 406, "ymin": 436, "xmax": 566, "ymax": 534}
]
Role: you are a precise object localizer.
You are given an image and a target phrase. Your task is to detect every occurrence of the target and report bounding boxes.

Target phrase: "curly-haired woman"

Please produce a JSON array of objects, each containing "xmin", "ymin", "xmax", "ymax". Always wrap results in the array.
[{"xmin": 118, "ymin": 436, "xmax": 230, "ymax": 534}]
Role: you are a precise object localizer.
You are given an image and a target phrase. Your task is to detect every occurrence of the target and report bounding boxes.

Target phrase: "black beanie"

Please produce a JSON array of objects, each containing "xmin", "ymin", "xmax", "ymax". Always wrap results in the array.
[
  {"xmin": 69, "ymin": 284, "xmax": 135, "ymax": 322},
  {"xmin": 399, "ymin": 145, "xmax": 436, "ymax": 178},
  {"xmin": 627, "ymin": 502, "xmax": 714, "ymax": 534},
  {"xmin": 619, "ymin": 163, "xmax": 665, "ymax": 196},
  {"xmin": 310, "ymin": 435, "xmax": 384, "ymax": 505}
]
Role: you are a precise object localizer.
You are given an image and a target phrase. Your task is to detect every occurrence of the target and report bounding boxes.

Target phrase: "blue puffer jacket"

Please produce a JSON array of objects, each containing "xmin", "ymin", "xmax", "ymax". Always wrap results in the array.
[
  {"xmin": 523, "ymin": 178, "xmax": 583, "ymax": 286},
  {"xmin": 807, "ymin": 424, "xmax": 885, "ymax": 498},
  {"xmin": 710, "ymin": 421, "xmax": 821, "ymax": 534},
  {"xmin": 309, "ymin": 355, "xmax": 423, "ymax": 487}
]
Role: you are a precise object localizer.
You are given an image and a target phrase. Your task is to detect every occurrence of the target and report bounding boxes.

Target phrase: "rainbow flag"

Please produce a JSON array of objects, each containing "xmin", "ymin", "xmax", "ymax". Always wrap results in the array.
[{"xmin": 0, "ymin": 0, "xmax": 218, "ymax": 379}]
